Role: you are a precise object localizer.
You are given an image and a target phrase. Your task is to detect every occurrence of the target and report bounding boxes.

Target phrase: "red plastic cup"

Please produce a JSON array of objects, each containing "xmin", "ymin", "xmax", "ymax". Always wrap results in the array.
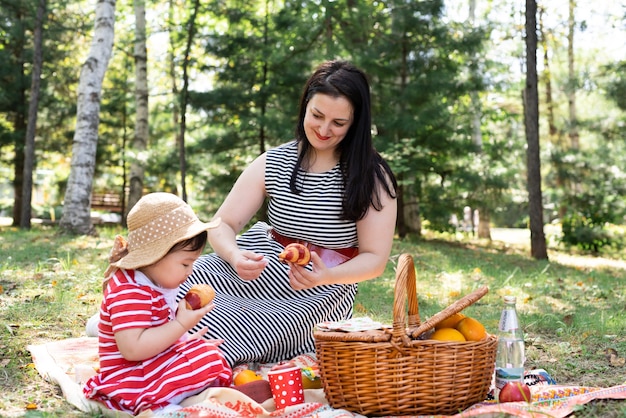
[{"xmin": 268, "ymin": 365, "xmax": 304, "ymax": 408}]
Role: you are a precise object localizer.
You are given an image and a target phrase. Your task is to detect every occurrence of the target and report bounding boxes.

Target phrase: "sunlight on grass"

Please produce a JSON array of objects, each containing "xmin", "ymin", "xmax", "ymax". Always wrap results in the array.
[
  {"xmin": 1, "ymin": 226, "xmax": 625, "ymax": 416},
  {"xmin": 356, "ymin": 235, "xmax": 626, "ymax": 393},
  {"xmin": 0, "ymin": 227, "xmax": 117, "ymax": 416}
]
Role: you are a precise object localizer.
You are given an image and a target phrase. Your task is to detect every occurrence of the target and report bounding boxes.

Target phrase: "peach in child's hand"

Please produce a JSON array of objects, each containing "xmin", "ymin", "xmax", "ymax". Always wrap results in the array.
[{"xmin": 184, "ymin": 284, "xmax": 216, "ymax": 310}]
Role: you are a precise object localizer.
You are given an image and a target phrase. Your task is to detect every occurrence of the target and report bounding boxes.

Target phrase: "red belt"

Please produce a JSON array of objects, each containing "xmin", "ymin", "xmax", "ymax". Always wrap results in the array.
[{"xmin": 269, "ymin": 228, "xmax": 358, "ymax": 268}]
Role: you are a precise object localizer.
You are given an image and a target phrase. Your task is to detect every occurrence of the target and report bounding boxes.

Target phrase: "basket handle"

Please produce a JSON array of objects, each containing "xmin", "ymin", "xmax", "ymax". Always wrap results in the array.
[
  {"xmin": 408, "ymin": 285, "xmax": 489, "ymax": 339},
  {"xmin": 391, "ymin": 254, "xmax": 420, "ymax": 343},
  {"xmin": 391, "ymin": 254, "xmax": 490, "ymax": 342}
]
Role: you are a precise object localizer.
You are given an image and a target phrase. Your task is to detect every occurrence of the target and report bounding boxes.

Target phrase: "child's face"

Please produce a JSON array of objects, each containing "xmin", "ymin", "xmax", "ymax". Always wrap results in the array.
[{"xmin": 140, "ymin": 246, "xmax": 203, "ymax": 289}]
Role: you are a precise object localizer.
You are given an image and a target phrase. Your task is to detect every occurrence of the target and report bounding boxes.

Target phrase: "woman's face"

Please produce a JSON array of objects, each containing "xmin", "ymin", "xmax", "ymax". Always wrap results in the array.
[{"xmin": 303, "ymin": 93, "xmax": 353, "ymax": 150}]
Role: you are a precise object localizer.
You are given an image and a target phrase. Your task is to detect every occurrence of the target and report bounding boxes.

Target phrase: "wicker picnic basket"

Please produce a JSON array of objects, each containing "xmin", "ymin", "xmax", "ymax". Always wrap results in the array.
[{"xmin": 314, "ymin": 253, "xmax": 498, "ymax": 416}]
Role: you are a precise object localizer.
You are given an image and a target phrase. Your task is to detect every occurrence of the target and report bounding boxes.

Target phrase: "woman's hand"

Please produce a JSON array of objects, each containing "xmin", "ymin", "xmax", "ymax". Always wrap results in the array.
[
  {"xmin": 290, "ymin": 175, "xmax": 398, "ymax": 289},
  {"xmin": 287, "ymin": 251, "xmax": 330, "ymax": 290},
  {"xmin": 233, "ymin": 250, "xmax": 269, "ymax": 280}
]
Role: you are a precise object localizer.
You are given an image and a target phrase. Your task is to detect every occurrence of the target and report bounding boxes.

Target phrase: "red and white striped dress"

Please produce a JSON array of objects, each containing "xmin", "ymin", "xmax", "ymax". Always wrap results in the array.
[{"xmin": 83, "ymin": 269, "xmax": 232, "ymax": 415}]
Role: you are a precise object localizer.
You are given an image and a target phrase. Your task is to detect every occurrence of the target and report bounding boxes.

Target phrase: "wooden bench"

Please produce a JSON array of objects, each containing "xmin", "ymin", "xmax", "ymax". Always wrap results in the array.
[{"xmin": 91, "ymin": 193, "xmax": 123, "ymax": 213}]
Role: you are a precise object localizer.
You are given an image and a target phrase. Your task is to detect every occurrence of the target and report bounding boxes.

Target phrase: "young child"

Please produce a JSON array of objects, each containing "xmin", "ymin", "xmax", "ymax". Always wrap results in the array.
[{"xmin": 83, "ymin": 192, "xmax": 233, "ymax": 415}]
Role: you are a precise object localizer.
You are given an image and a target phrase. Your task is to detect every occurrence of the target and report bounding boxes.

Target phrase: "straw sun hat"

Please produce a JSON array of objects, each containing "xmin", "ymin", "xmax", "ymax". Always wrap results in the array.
[{"xmin": 105, "ymin": 192, "xmax": 220, "ymax": 274}]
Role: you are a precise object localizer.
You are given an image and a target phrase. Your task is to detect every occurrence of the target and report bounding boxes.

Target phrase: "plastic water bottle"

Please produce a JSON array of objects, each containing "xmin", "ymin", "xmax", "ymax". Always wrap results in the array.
[{"xmin": 494, "ymin": 295, "xmax": 525, "ymax": 401}]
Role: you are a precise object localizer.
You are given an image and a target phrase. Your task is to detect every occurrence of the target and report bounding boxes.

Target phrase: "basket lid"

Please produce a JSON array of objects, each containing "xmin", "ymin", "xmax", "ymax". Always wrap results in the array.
[{"xmin": 313, "ymin": 328, "xmax": 392, "ymax": 343}]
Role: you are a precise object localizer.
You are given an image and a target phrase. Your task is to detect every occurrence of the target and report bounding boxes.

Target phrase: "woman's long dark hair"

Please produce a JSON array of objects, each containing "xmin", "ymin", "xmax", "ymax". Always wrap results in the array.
[{"xmin": 292, "ymin": 60, "xmax": 397, "ymax": 221}]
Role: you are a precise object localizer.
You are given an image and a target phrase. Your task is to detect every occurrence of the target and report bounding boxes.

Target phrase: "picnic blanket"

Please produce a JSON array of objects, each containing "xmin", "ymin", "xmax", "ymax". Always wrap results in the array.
[{"xmin": 28, "ymin": 337, "xmax": 626, "ymax": 418}]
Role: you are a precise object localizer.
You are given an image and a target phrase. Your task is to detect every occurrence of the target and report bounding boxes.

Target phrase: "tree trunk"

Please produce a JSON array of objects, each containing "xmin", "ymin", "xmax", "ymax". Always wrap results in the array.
[
  {"xmin": 393, "ymin": 20, "xmax": 419, "ymax": 237},
  {"xmin": 477, "ymin": 209, "xmax": 491, "ymax": 240},
  {"xmin": 468, "ymin": 0, "xmax": 491, "ymax": 241},
  {"xmin": 524, "ymin": 0, "xmax": 548, "ymax": 260},
  {"xmin": 126, "ymin": 0, "xmax": 148, "ymax": 217},
  {"xmin": 540, "ymin": 6, "xmax": 566, "ymax": 220},
  {"xmin": 403, "ymin": 186, "xmax": 421, "ymax": 236},
  {"xmin": 396, "ymin": 175, "xmax": 407, "ymax": 238},
  {"xmin": 468, "ymin": 0, "xmax": 481, "ymax": 150},
  {"xmin": 538, "ymin": 7, "xmax": 557, "ymax": 139},
  {"xmin": 11, "ymin": 7, "xmax": 27, "ymax": 227},
  {"xmin": 567, "ymin": 0, "xmax": 579, "ymax": 150},
  {"xmin": 59, "ymin": 0, "xmax": 116, "ymax": 235},
  {"xmin": 20, "ymin": 0, "xmax": 46, "ymax": 229},
  {"xmin": 178, "ymin": 0, "xmax": 201, "ymax": 202},
  {"xmin": 168, "ymin": 0, "xmax": 181, "ymax": 198},
  {"xmin": 12, "ymin": 133, "xmax": 25, "ymax": 227}
]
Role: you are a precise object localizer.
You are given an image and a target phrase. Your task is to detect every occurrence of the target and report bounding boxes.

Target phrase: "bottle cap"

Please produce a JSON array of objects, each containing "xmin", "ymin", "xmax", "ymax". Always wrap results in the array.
[{"xmin": 503, "ymin": 295, "xmax": 517, "ymax": 303}]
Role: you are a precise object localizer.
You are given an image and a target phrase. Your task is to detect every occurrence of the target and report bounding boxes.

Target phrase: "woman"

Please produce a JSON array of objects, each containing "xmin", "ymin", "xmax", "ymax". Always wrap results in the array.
[{"xmin": 180, "ymin": 60, "xmax": 398, "ymax": 367}]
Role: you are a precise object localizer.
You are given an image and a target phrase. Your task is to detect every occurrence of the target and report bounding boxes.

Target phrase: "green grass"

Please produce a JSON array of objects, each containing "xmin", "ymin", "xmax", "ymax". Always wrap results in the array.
[{"xmin": 1, "ymin": 225, "xmax": 625, "ymax": 417}]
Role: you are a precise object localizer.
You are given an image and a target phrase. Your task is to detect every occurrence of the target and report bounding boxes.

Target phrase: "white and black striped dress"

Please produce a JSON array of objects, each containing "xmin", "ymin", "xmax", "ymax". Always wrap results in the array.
[{"xmin": 179, "ymin": 141, "xmax": 359, "ymax": 367}]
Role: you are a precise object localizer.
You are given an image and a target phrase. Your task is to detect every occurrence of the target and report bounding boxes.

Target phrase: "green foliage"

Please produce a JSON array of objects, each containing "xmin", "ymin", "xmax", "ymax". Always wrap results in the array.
[
  {"xmin": 0, "ymin": 0, "xmax": 30, "ymax": 151},
  {"xmin": 0, "ymin": 0, "xmax": 96, "ymax": 209},
  {"xmin": 1, "ymin": 0, "xmax": 626, "ymax": 244},
  {"xmin": 560, "ymin": 214, "xmax": 615, "ymax": 253},
  {"xmin": 550, "ymin": 141, "xmax": 626, "ymax": 252},
  {"xmin": 357, "ymin": 1, "xmax": 491, "ymax": 234},
  {"xmin": 603, "ymin": 60, "xmax": 626, "ymax": 112}
]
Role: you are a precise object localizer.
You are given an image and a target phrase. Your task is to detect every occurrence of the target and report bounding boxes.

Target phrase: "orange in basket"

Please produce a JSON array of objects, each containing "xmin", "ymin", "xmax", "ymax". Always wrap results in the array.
[
  {"xmin": 435, "ymin": 312, "xmax": 466, "ymax": 329},
  {"xmin": 431, "ymin": 327, "xmax": 466, "ymax": 342},
  {"xmin": 456, "ymin": 317, "xmax": 487, "ymax": 341}
]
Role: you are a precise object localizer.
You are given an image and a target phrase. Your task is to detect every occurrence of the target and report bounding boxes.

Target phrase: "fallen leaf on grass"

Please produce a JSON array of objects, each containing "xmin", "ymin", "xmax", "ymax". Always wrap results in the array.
[
  {"xmin": 0, "ymin": 281, "xmax": 16, "ymax": 293},
  {"xmin": 611, "ymin": 355, "xmax": 626, "ymax": 367},
  {"xmin": 25, "ymin": 403, "xmax": 38, "ymax": 410},
  {"xmin": 562, "ymin": 314, "xmax": 574, "ymax": 326},
  {"xmin": 605, "ymin": 348, "xmax": 625, "ymax": 367},
  {"xmin": 353, "ymin": 303, "xmax": 367, "ymax": 313}
]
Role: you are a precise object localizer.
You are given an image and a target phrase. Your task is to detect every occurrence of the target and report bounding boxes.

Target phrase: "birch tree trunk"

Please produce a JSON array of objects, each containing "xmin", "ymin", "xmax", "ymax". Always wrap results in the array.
[
  {"xmin": 59, "ymin": 0, "xmax": 116, "ymax": 235},
  {"xmin": 20, "ymin": 0, "xmax": 46, "ymax": 229},
  {"xmin": 126, "ymin": 0, "xmax": 148, "ymax": 220}
]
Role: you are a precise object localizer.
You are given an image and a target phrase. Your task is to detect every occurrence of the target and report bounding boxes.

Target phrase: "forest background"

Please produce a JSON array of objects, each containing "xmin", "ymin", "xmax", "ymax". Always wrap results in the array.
[{"xmin": 2, "ymin": 0, "xmax": 626, "ymax": 255}]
